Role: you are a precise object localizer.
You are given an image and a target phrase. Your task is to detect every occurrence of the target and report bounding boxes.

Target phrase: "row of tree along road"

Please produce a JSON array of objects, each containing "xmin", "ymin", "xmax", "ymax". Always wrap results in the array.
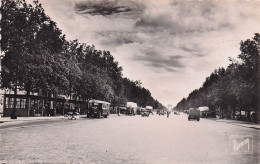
[
  {"xmin": 0, "ymin": 0, "xmax": 165, "ymax": 118},
  {"xmin": 175, "ymin": 33, "xmax": 259, "ymax": 123}
]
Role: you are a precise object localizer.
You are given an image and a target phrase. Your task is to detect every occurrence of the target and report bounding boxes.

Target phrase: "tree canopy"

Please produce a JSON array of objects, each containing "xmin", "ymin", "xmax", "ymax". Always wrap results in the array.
[
  {"xmin": 0, "ymin": 0, "xmax": 164, "ymax": 109},
  {"xmin": 175, "ymin": 33, "xmax": 259, "ymax": 121}
]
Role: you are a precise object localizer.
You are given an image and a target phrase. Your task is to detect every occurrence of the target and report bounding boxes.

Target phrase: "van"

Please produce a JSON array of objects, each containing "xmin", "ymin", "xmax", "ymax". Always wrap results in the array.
[{"xmin": 188, "ymin": 108, "xmax": 200, "ymax": 121}]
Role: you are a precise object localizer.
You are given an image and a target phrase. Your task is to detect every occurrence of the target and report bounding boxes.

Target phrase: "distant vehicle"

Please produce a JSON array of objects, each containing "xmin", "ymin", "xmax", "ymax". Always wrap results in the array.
[
  {"xmin": 126, "ymin": 102, "xmax": 138, "ymax": 115},
  {"xmin": 136, "ymin": 108, "xmax": 142, "ymax": 115},
  {"xmin": 87, "ymin": 100, "xmax": 110, "ymax": 118},
  {"xmin": 145, "ymin": 106, "xmax": 153, "ymax": 115},
  {"xmin": 67, "ymin": 111, "xmax": 79, "ymax": 120},
  {"xmin": 146, "ymin": 106, "xmax": 153, "ymax": 110},
  {"xmin": 174, "ymin": 111, "xmax": 180, "ymax": 115},
  {"xmin": 188, "ymin": 108, "xmax": 200, "ymax": 121},
  {"xmin": 234, "ymin": 111, "xmax": 246, "ymax": 121},
  {"xmin": 118, "ymin": 106, "xmax": 127, "ymax": 114},
  {"xmin": 158, "ymin": 110, "xmax": 165, "ymax": 116},
  {"xmin": 198, "ymin": 106, "xmax": 209, "ymax": 118},
  {"xmin": 126, "ymin": 107, "xmax": 135, "ymax": 115},
  {"xmin": 141, "ymin": 109, "xmax": 150, "ymax": 117}
]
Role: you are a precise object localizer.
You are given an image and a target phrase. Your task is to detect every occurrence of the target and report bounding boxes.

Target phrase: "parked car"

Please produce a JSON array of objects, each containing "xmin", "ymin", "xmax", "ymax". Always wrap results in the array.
[
  {"xmin": 141, "ymin": 110, "xmax": 150, "ymax": 117},
  {"xmin": 233, "ymin": 111, "xmax": 246, "ymax": 121}
]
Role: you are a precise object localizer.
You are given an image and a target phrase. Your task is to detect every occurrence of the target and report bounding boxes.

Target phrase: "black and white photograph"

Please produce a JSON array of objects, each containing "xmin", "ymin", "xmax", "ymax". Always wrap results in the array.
[{"xmin": 0, "ymin": 0, "xmax": 260, "ymax": 163}]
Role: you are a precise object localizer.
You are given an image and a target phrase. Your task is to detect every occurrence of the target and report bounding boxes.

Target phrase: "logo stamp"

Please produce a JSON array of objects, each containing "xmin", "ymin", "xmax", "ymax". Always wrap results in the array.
[{"xmin": 230, "ymin": 135, "xmax": 253, "ymax": 154}]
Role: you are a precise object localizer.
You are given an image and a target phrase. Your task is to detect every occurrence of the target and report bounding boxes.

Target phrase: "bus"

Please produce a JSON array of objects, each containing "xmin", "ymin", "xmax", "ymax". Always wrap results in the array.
[{"xmin": 87, "ymin": 100, "xmax": 110, "ymax": 118}]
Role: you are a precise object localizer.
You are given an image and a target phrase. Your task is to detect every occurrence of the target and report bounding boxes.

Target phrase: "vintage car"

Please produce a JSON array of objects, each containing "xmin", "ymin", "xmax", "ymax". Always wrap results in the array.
[
  {"xmin": 158, "ymin": 110, "xmax": 165, "ymax": 116},
  {"xmin": 141, "ymin": 110, "xmax": 150, "ymax": 117}
]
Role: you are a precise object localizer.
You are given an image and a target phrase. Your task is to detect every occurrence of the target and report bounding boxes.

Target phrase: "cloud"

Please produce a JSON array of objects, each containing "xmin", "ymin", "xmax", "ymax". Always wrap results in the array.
[
  {"xmin": 72, "ymin": 0, "xmax": 260, "ymax": 75},
  {"xmin": 75, "ymin": 2, "xmax": 131, "ymax": 16},
  {"xmin": 134, "ymin": 1, "xmax": 236, "ymax": 36},
  {"xmin": 74, "ymin": 0, "xmax": 145, "ymax": 17},
  {"xmin": 97, "ymin": 31, "xmax": 144, "ymax": 46},
  {"xmin": 133, "ymin": 47, "xmax": 185, "ymax": 72},
  {"xmin": 179, "ymin": 45, "xmax": 208, "ymax": 57}
]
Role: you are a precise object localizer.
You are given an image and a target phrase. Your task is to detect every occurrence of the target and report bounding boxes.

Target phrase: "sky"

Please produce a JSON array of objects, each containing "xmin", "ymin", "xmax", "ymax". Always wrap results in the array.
[{"xmin": 35, "ymin": 0, "xmax": 260, "ymax": 107}]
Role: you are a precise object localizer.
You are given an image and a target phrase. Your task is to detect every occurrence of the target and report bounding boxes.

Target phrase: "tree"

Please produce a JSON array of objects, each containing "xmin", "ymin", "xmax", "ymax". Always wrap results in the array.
[
  {"xmin": 237, "ymin": 33, "xmax": 259, "ymax": 122},
  {"xmin": 1, "ymin": 0, "xmax": 68, "ymax": 118},
  {"xmin": 175, "ymin": 34, "xmax": 259, "ymax": 121},
  {"xmin": 1, "ymin": 0, "xmax": 34, "ymax": 118},
  {"xmin": 1, "ymin": 0, "xmax": 165, "ymax": 117}
]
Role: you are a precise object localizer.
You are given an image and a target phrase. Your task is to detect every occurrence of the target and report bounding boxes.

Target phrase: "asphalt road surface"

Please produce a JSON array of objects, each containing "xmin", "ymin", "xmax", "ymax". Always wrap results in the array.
[{"xmin": 0, "ymin": 113, "xmax": 259, "ymax": 164}]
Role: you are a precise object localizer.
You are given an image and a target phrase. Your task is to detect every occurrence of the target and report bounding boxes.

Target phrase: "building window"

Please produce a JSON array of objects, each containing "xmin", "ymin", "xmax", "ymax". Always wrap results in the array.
[
  {"xmin": 16, "ymin": 98, "xmax": 21, "ymax": 108},
  {"xmin": 6, "ymin": 98, "xmax": 14, "ymax": 108},
  {"xmin": 5, "ymin": 98, "xmax": 26, "ymax": 109},
  {"xmin": 21, "ymin": 99, "xmax": 26, "ymax": 109}
]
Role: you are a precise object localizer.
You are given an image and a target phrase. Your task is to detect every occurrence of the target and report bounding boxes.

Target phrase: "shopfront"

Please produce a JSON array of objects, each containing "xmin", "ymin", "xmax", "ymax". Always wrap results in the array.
[{"xmin": 3, "ymin": 94, "xmax": 87, "ymax": 117}]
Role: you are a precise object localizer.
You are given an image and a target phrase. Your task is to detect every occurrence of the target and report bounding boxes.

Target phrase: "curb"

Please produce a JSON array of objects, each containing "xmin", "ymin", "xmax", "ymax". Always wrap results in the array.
[
  {"xmin": 205, "ymin": 118, "xmax": 260, "ymax": 130},
  {"xmin": 215, "ymin": 120, "xmax": 260, "ymax": 130},
  {"xmin": 228, "ymin": 123, "xmax": 260, "ymax": 130}
]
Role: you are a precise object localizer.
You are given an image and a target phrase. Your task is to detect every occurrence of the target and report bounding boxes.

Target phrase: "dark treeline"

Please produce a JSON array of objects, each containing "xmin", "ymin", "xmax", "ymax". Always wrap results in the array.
[
  {"xmin": 175, "ymin": 33, "xmax": 259, "ymax": 121},
  {"xmin": 0, "ymin": 0, "xmax": 164, "ymax": 109}
]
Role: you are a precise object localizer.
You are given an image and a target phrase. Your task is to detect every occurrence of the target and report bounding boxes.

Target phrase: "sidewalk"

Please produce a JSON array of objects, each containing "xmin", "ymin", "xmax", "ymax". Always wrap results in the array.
[
  {"xmin": 0, "ymin": 114, "xmax": 121, "ymax": 124},
  {"xmin": 215, "ymin": 119, "xmax": 260, "ymax": 130},
  {"xmin": 0, "ymin": 115, "xmax": 67, "ymax": 124}
]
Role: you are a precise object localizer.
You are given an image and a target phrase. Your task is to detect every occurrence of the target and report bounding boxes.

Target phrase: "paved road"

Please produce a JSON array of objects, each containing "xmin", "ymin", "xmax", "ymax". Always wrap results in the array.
[{"xmin": 0, "ymin": 113, "xmax": 259, "ymax": 164}]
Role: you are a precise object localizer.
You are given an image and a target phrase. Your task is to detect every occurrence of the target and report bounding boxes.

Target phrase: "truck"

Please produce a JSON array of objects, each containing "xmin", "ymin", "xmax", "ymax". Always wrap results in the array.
[
  {"xmin": 188, "ymin": 108, "xmax": 200, "ymax": 121},
  {"xmin": 125, "ymin": 102, "xmax": 137, "ymax": 115},
  {"xmin": 87, "ymin": 100, "xmax": 110, "ymax": 118}
]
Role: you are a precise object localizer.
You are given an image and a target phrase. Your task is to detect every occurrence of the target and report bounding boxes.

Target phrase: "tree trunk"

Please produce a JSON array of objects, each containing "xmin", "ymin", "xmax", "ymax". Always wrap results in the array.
[{"xmin": 11, "ymin": 82, "xmax": 18, "ymax": 119}]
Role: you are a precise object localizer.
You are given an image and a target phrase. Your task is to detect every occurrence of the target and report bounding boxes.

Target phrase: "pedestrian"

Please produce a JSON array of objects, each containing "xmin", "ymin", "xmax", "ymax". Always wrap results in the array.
[
  {"xmin": 118, "ymin": 107, "xmax": 120, "ymax": 116},
  {"xmin": 167, "ymin": 111, "xmax": 170, "ymax": 118}
]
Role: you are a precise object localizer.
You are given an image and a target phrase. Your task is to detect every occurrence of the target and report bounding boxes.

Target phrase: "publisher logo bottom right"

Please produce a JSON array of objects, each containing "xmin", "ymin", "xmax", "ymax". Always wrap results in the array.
[{"xmin": 230, "ymin": 135, "xmax": 253, "ymax": 154}]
